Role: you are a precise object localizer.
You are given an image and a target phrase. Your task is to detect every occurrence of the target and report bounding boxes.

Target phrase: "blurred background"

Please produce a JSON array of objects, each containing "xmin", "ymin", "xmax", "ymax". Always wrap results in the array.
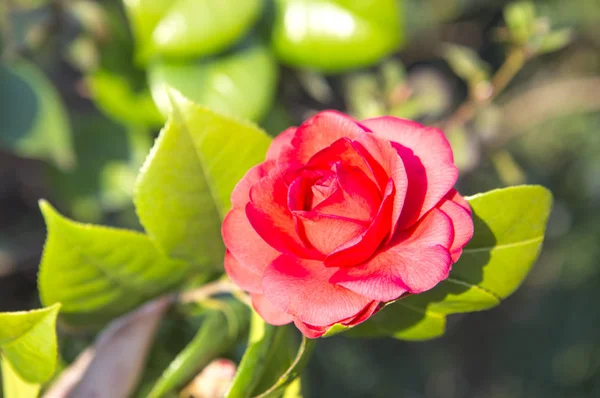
[{"xmin": 1, "ymin": 0, "xmax": 599, "ymax": 397}]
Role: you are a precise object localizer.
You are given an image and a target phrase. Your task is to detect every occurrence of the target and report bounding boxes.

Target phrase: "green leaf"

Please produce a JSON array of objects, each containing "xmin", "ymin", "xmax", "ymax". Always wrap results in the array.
[
  {"xmin": 271, "ymin": 0, "xmax": 404, "ymax": 72},
  {"xmin": 1, "ymin": 357, "xmax": 40, "ymax": 398},
  {"xmin": 282, "ymin": 377, "xmax": 303, "ymax": 398},
  {"xmin": 37, "ymin": 201, "xmax": 188, "ymax": 327},
  {"xmin": 86, "ymin": 71, "xmax": 164, "ymax": 127},
  {"xmin": 0, "ymin": 304, "xmax": 61, "ymax": 383},
  {"xmin": 349, "ymin": 185, "xmax": 553, "ymax": 340},
  {"xmin": 48, "ymin": 113, "xmax": 152, "ymax": 223},
  {"xmin": 129, "ymin": 0, "xmax": 262, "ymax": 60},
  {"xmin": 254, "ymin": 331, "xmax": 316, "ymax": 398},
  {"xmin": 441, "ymin": 43, "xmax": 490, "ymax": 87},
  {"xmin": 0, "ymin": 60, "xmax": 74, "ymax": 169},
  {"xmin": 122, "ymin": 0, "xmax": 173, "ymax": 54},
  {"xmin": 148, "ymin": 42, "xmax": 278, "ymax": 122},
  {"xmin": 536, "ymin": 28, "xmax": 573, "ymax": 54},
  {"xmin": 504, "ymin": 1, "xmax": 536, "ymax": 46},
  {"xmin": 134, "ymin": 102, "xmax": 271, "ymax": 269},
  {"xmin": 147, "ymin": 301, "xmax": 249, "ymax": 398},
  {"xmin": 225, "ymin": 312, "xmax": 278, "ymax": 398}
]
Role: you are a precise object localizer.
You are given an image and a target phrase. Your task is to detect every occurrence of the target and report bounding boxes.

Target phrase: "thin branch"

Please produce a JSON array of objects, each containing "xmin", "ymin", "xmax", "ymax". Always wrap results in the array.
[
  {"xmin": 178, "ymin": 279, "xmax": 249, "ymax": 305},
  {"xmin": 438, "ymin": 47, "xmax": 528, "ymax": 130}
]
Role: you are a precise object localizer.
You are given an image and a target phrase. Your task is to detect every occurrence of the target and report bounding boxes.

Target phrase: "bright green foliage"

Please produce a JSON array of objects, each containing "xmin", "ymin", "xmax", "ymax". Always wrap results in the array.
[
  {"xmin": 48, "ymin": 113, "xmax": 152, "ymax": 223},
  {"xmin": 0, "ymin": 304, "xmax": 61, "ymax": 384},
  {"xmin": 225, "ymin": 312, "xmax": 280, "ymax": 398},
  {"xmin": 86, "ymin": 71, "xmax": 164, "ymax": 127},
  {"xmin": 125, "ymin": 0, "xmax": 263, "ymax": 60},
  {"xmin": 254, "ymin": 331, "xmax": 316, "ymax": 398},
  {"xmin": 225, "ymin": 313, "xmax": 314, "ymax": 398},
  {"xmin": 271, "ymin": 0, "xmax": 404, "ymax": 72},
  {"xmin": 347, "ymin": 185, "xmax": 553, "ymax": 340},
  {"xmin": 37, "ymin": 201, "xmax": 188, "ymax": 327},
  {"xmin": 0, "ymin": 60, "xmax": 74, "ymax": 169},
  {"xmin": 148, "ymin": 42, "xmax": 278, "ymax": 122},
  {"xmin": 504, "ymin": 1, "xmax": 537, "ymax": 45},
  {"xmin": 147, "ymin": 301, "xmax": 249, "ymax": 398},
  {"xmin": 1, "ymin": 357, "xmax": 40, "ymax": 398},
  {"xmin": 134, "ymin": 102, "xmax": 271, "ymax": 268}
]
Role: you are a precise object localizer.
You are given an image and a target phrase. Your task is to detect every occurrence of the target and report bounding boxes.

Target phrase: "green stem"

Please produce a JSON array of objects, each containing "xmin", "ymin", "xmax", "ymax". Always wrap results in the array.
[{"xmin": 147, "ymin": 301, "xmax": 249, "ymax": 398}]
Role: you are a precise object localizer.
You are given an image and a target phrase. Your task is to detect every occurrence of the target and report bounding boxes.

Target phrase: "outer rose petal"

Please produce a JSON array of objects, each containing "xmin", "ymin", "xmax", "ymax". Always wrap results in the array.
[
  {"xmin": 438, "ymin": 195, "xmax": 474, "ymax": 262},
  {"xmin": 247, "ymin": 165, "xmax": 317, "ymax": 258},
  {"xmin": 222, "ymin": 209, "xmax": 280, "ymax": 280},
  {"xmin": 361, "ymin": 117, "xmax": 458, "ymax": 229},
  {"xmin": 294, "ymin": 300, "xmax": 380, "ymax": 338},
  {"xmin": 266, "ymin": 127, "xmax": 297, "ymax": 161},
  {"xmin": 445, "ymin": 189, "xmax": 471, "ymax": 214},
  {"xmin": 281, "ymin": 111, "xmax": 367, "ymax": 164},
  {"xmin": 262, "ymin": 255, "xmax": 372, "ymax": 326},
  {"xmin": 332, "ymin": 209, "xmax": 454, "ymax": 302},
  {"xmin": 224, "ymin": 251, "xmax": 262, "ymax": 293},
  {"xmin": 230, "ymin": 160, "xmax": 276, "ymax": 209},
  {"xmin": 251, "ymin": 294, "xmax": 294, "ymax": 325}
]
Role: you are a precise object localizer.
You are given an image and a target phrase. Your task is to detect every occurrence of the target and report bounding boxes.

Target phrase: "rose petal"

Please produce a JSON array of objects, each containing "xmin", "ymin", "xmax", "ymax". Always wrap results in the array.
[
  {"xmin": 325, "ymin": 180, "xmax": 395, "ymax": 268},
  {"xmin": 263, "ymin": 255, "xmax": 372, "ymax": 326},
  {"xmin": 445, "ymin": 189, "xmax": 471, "ymax": 214},
  {"xmin": 293, "ymin": 320, "xmax": 328, "ymax": 339},
  {"xmin": 332, "ymin": 209, "xmax": 454, "ymax": 302},
  {"xmin": 361, "ymin": 117, "xmax": 458, "ymax": 229},
  {"xmin": 294, "ymin": 211, "xmax": 367, "ymax": 255},
  {"xmin": 224, "ymin": 251, "xmax": 262, "ymax": 293},
  {"xmin": 251, "ymin": 294, "xmax": 294, "ymax": 326},
  {"xmin": 222, "ymin": 209, "xmax": 280, "ymax": 282},
  {"xmin": 312, "ymin": 163, "xmax": 381, "ymax": 222},
  {"xmin": 438, "ymin": 195, "xmax": 474, "ymax": 262},
  {"xmin": 293, "ymin": 300, "xmax": 380, "ymax": 338},
  {"xmin": 230, "ymin": 160, "xmax": 276, "ymax": 209},
  {"xmin": 352, "ymin": 133, "xmax": 408, "ymax": 237},
  {"xmin": 281, "ymin": 111, "xmax": 366, "ymax": 164},
  {"xmin": 306, "ymin": 138, "xmax": 379, "ymax": 192},
  {"xmin": 266, "ymin": 127, "xmax": 297, "ymax": 161},
  {"xmin": 247, "ymin": 165, "xmax": 317, "ymax": 258}
]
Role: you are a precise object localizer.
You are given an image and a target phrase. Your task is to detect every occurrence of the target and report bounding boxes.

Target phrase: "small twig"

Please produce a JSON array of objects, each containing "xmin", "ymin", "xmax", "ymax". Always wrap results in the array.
[
  {"xmin": 178, "ymin": 279, "xmax": 250, "ymax": 306},
  {"xmin": 439, "ymin": 47, "xmax": 528, "ymax": 130}
]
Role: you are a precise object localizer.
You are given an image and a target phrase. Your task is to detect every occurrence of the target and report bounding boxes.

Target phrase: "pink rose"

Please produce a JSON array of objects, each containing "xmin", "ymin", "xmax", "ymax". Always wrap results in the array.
[{"xmin": 222, "ymin": 111, "xmax": 474, "ymax": 338}]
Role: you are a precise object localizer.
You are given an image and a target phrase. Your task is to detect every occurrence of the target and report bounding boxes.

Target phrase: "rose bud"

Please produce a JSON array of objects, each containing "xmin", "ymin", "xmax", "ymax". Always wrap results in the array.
[{"xmin": 222, "ymin": 111, "xmax": 474, "ymax": 338}]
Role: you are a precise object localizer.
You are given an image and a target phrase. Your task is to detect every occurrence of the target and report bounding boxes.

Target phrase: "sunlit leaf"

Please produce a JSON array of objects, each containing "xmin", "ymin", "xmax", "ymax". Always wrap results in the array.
[
  {"xmin": 347, "ymin": 185, "xmax": 553, "ymax": 340},
  {"xmin": 127, "ymin": 0, "xmax": 262, "ymax": 60},
  {"xmin": 271, "ymin": 0, "xmax": 404, "ymax": 72},
  {"xmin": 1, "ymin": 357, "xmax": 40, "ymax": 398},
  {"xmin": 38, "ymin": 201, "xmax": 188, "ymax": 327},
  {"xmin": 134, "ymin": 102, "xmax": 271, "ymax": 268},
  {"xmin": 148, "ymin": 42, "xmax": 277, "ymax": 122},
  {"xmin": 0, "ymin": 304, "xmax": 61, "ymax": 383}
]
